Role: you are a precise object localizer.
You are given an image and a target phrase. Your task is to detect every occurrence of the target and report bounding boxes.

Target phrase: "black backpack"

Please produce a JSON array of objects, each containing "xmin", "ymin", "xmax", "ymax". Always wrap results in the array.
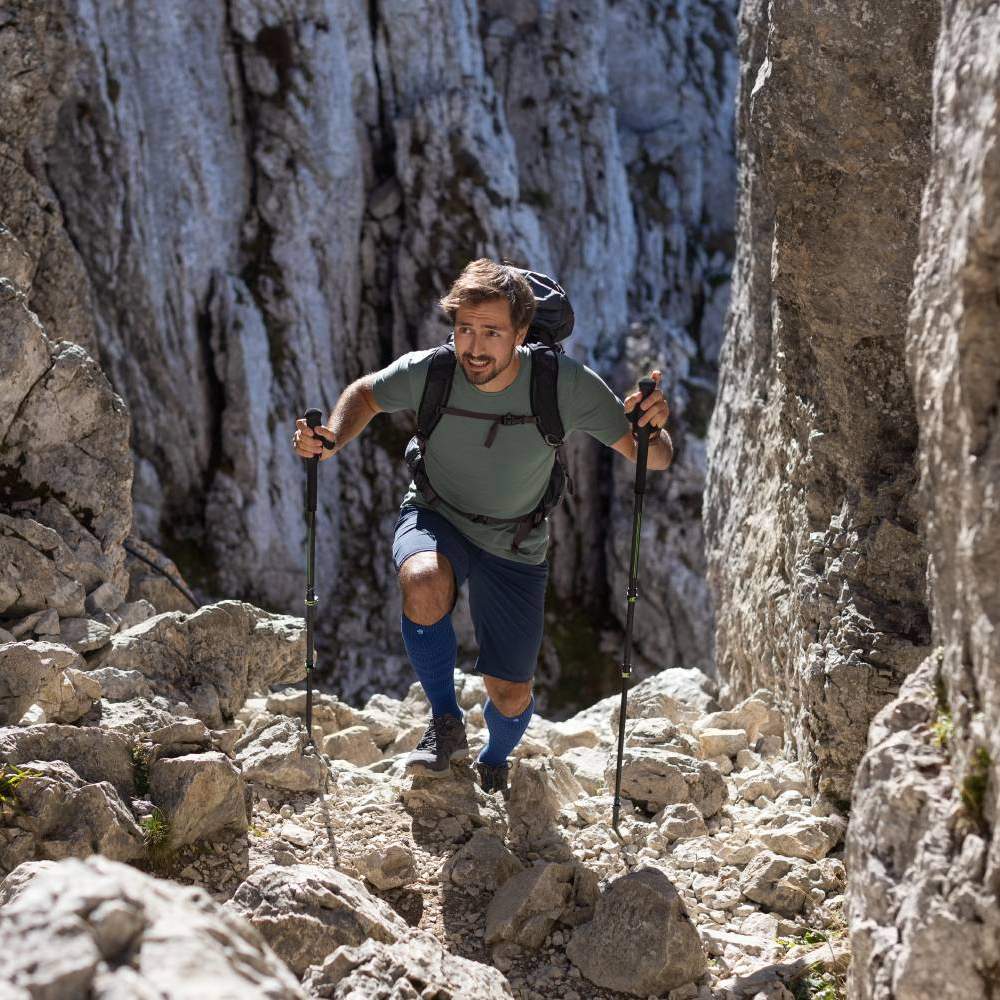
[{"xmin": 404, "ymin": 269, "xmax": 576, "ymax": 554}]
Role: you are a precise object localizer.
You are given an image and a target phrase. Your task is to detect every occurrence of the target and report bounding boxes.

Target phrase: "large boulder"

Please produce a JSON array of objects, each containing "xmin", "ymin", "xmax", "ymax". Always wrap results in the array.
[
  {"xmin": 0, "ymin": 759, "xmax": 145, "ymax": 875},
  {"xmin": 0, "ymin": 641, "xmax": 78, "ymax": 724},
  {"xmin": 302, "ymin": 930, "xmax": 513, "ymax": 999},
  {"xmin": 566, "ymin": 867, "xmax": 706, "ymax": 995},
  {"xmin": 89, "ymin": 601, "xmax": 305, "ymax": 727},
  {"xmin": 0, "ymin": 856, "xmax": 305, "ymax": 997},
  {"xmin": 235, "ymin": 715, "xmax": 327, "ymax": 793},
  {"xmin": 0, "ymin": 725, "xmax": 134, "ymax": 797},
  {"xmin": 227, "ymin": 863, "xmax": 407, "ymax": 976},
  {"xmin": 607, "ymin": 747, "xmax": 727, "ymax": 816},
  {"xmin": 148, "ymin": 751, "xmax": 248, "ymax": 848}
]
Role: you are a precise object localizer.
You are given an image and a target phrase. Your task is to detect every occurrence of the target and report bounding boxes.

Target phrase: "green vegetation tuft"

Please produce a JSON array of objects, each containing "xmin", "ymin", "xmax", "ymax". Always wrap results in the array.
[
  {"xmin": 140, "ymin": 808, "xmax": 171, "ymax": 856},
  {"xmin": 0, "ymin": 763, "xmax": 40, "ymax": 807},
  {"xmin": 792, "ymin": 965, "xmax": 846, "ymax": 1000},
  {"xmin": 930, "ymin": 708, "xmax": 953, "ymax": 751},
  {"xmin": 960, "ymin": 747, "xmax": 992, "ymax": 827}
]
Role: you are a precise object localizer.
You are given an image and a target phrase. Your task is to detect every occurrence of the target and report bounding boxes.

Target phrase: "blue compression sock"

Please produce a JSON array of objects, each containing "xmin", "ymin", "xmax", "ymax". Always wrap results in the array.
[
  {"xmin": 401, "ymin": 612, "xmax": 462, "ymax": 720},
  {"xmin": 478, "ymin": 695, "xmax": 534, "ymax": 766}
]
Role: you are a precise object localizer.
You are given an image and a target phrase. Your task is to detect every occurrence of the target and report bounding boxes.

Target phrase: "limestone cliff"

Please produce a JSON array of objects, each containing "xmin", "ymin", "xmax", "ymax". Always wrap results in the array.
[
  {"xmin": 0, "ymin": 0, "xmax": 738, "ymax": 710},
  {"xmin": 704, "ymin": 0, "xmax": 937, "ymax": 803}
]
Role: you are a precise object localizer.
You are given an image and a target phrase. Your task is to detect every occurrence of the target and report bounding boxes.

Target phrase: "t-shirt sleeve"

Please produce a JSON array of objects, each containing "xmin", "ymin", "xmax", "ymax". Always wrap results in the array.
[
  {"xmin": 370, "ymin": 350, "xmax": 431, "ymax": 413},
  {"xmin": 561, "ymin": 360, "xmax": 633, "ymax": 447}
]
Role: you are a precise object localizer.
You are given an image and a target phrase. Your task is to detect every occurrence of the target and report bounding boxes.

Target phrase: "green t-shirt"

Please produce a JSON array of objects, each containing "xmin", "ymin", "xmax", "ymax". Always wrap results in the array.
[{"xmin": 371, "ymin": 344, "xmax": 632, "ymax": 565}]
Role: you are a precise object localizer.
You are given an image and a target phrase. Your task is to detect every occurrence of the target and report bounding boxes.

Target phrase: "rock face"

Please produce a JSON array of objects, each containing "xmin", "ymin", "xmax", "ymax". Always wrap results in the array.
[
  {"xmin": 847, "ymin": 4, "xmax": 1000, "ymax": 996},
  {"xmin": 704, "ymin": 0, "xmax": 938, "ymax": 801},
  {"xmin": 0, "ymin": 856, "xmax": 306, "ymax": 998},
  {"xmin": 0, "ymin": 1, "xmax": 738, "ymax": 711}
]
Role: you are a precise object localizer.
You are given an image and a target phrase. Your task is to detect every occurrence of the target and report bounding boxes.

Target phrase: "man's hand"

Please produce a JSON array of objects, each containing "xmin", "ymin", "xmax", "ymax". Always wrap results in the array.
[
  {"xmin": 293, "ymin": 418, "xmax": 337, "ymax": 461},
  {"xmin": 624, "ymin": 370, "xmax": 669, "ymax": 433}
]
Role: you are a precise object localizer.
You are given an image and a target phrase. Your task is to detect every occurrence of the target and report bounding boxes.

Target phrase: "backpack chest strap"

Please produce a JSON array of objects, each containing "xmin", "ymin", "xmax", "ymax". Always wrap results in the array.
[{"xmin": 438, "ymin": 406, "xmax": 538, "ymax": 447}]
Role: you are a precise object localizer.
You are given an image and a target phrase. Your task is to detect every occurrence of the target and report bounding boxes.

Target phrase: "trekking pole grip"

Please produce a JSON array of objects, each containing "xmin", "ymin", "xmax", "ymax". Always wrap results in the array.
[
  {"xmin": 629, "ymin": 377, "xmax": 656, "ymax": 493},
  {"xmin": 304, "ymin": 408, "xmax": 323, "ymax": 513}
]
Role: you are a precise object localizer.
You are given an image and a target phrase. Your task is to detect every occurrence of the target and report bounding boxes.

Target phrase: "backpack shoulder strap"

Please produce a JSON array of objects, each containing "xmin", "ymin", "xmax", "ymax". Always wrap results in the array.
[
  {"xmin": 528, "ymin": 344, "xmax": 565, "ymax": 445},
  {"xmin": 416, "ymin": 343, "xmax": 457, "ymax": 440}
]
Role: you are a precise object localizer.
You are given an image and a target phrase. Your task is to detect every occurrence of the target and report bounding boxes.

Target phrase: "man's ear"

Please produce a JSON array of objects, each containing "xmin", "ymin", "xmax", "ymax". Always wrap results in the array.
[{"xmin": 515, "ymin": 325, "xmax": 529, "ymax": 346}]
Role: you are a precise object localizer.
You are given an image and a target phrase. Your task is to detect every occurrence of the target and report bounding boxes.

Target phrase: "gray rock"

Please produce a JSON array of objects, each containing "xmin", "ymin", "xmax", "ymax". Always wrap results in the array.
[
  {"xmin": 738, "ymin": 852, "xmax": 814, "ymax": 917},
  {"xmin": 704, "ymin": 0, "xmax": 936, "ymax": 802},
  {"xmin": 757, "ymin": 815, "xmax": 845, "ymax": 862},
  {"xmin": 235, "ymin": 715, "xmax": 327, "ymax": 792},
  {"xmin": 87, "ymin": 667, "xmax": 154, "ymax": 702},
  {"xmin": 302, "ymin": 929, "xmax": 513, "ymax": 999},
  {"xmin": 356, "ymin": 842, "xmax": 417, "ymax": 891},
  {"xmin": 654, "ymin": 803, "xmax": 709, "ymax": 843},
  {"xmin": 228, "ymin": 863, "xmax": 406, "ymax": 976},
  {"xmin": 843, "ymin": 3, "xmax": 1000, "ymax": 996},
  {"xmin": 486, "ymin": 862, "xmax": 576, "ymax": 949},
  {"xmin": 84, "ymin": 581, "xmax": 126, "ymax": 615},
  {"xmin": 0, "ymin": 724, "xmax": 134, "ymax": 798},
  {"xmin": 0, "ymin": 641, "xmax": 78, "ymax": 725},
  {"xmin": 0, "ymin": 292, "xmax": 131, "ymax": 603},
  {"xmin": 32, "ymin": 609, "xmax": 60, "ymax": 636},
  {"xmin": 0, "ymin": 856, "xmax": 305, "ymax": 997},
  {"xmin": 322, "ymin": 726, "xmax": 381, "ymax": 766},
  {"xmin": 697, "ymin": 728, "xmax": 749, "ymax": 759},
  {"xmin": 0, "ymin": 860, "xmax": 57, "ymax": 905},
  {"xmin": 149, "ymin": 751, "xmax": 248, "ymax": 848},
  {"xmin": 58, "ymin": 616, "xmax": 114, "ymax": 653},
  {"xmin": 443, "ymin": 828, "xmax": 524, "ymax": 893},
  {"xmin": 607, "ymin": 747, "xmax": 727, "ymax": 817},
  {"xmin": 0, "ymin": 759, "xmax": 145, "ymax": 876},
  {"xmin": 507, "ymin": 756, "xmax": 585, "ymax": 856},
  {"xmin": 115, "ymin": 599, "xmax": 157, "ymax": 631},
  {"xmin": 89, "ymin": 600, "xmax": 305, "ymax": 726},
  {"xmin": 567, "ymin": 867, "xmax": 706, "ymax": 995}
]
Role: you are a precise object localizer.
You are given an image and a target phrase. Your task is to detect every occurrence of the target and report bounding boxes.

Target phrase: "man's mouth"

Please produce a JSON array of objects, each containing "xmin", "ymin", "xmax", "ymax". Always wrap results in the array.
[{"xmin": 466, "ymin": 358, "xmax": 491, "ymax": 370}]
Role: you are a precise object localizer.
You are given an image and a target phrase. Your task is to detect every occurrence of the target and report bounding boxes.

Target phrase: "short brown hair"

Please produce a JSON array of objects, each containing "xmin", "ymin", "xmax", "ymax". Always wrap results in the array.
[{"xmin": 439, "ymin": 258, "xmax": 536, "ymax": 332}]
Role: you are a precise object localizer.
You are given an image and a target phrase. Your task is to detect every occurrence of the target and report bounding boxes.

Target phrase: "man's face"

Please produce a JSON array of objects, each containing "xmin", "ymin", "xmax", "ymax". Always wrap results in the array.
[{"xmin": 453, "ymin": 298, "xmax": 527, "ymax": 386}]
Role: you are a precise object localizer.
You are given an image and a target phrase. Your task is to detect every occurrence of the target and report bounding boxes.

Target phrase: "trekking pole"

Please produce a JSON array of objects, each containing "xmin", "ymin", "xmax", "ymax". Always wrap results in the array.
[
  {"xmin": 302, "ymin": 407, "xmax": 335, "ymax": 744},
  {"xmin": 612, "ymin": 376, "xmax": 656, "ymax": 835}
]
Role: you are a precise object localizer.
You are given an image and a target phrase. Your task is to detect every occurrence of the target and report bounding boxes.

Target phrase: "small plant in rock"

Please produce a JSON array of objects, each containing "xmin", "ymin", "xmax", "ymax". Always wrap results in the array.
[
  {"xmin": 0, "ymin": 763, "xmax": 40, "ymax": 809},
  {"xmin": 960, "ymin": 746, "xmax": 992, "ymax": 828},
  {"xmin": 930, "ymin": 708, "xmax": 953, "ymax": 751},
  {"xmin": 140, "ymin": 808, "xmax": 171, "ymax": 855},
  {"xmin": 792, "ymin": 964, "xmax": 846, "ymax": 1000},
  {"xmin": 130, "ymin": 741, "xmax": 153, "ymax": 796}
]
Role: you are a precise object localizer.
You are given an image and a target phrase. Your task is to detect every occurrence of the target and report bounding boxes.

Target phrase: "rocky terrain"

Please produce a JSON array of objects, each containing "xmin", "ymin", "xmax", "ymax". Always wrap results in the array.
[{"xmin": 5, "ymin": 0, "xmax": 1000, "ymax": 997}]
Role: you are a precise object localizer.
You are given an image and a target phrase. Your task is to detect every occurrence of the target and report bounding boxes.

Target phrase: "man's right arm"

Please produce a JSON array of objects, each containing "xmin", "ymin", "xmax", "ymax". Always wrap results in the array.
[
  {"xmin": 294, "ymin": 351, "xmax": 421, "ymax": 461},
  {"xmin": 294, "ymin": 376, "xmax": 381, "ymax": 461},
  {"xmin": 320, "ymin": 376, "xmax": 383, "ymax": 459}
]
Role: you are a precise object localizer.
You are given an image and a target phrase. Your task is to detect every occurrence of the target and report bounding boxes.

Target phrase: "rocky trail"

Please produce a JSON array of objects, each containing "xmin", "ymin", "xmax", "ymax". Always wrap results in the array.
[{"xmin": 0, "ymin": 588, "xmax": 850, "ymax": 999}]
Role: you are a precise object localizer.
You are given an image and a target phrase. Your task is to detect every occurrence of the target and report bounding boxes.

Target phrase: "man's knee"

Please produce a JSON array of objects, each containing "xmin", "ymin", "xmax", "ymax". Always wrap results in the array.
[
  {"xmin": 484, "ymin": 677, "xmax": 533, "ymax": 716},
  {"xmin": 399, "ymin": 552, "xmax": 455, "ymax": 624}
]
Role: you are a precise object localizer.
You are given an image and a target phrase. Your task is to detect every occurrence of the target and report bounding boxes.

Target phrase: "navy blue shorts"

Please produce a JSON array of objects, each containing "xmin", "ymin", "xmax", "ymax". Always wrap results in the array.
[{"xmin": 391, "ymin": 504, "xmax": 549, "ymax": 684}]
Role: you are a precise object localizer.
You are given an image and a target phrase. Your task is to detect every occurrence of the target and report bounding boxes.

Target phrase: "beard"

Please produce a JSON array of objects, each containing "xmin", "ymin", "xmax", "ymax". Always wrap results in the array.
[{"xmin": 462, "ymin": 348, "xmax": 516, "ymax": 386}]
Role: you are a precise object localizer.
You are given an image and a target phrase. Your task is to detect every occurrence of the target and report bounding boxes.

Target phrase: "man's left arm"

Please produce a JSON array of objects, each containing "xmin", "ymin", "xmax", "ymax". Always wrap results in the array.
[{"xmin": 610, "ymin": 369, "xmax": 673, "ymax": 471}]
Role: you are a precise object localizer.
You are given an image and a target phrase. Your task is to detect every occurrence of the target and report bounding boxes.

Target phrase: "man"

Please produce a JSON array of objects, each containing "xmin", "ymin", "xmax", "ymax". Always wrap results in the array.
[{"xmin": 293, "ymin": 259, "xmax": 672, "ymax": 798}]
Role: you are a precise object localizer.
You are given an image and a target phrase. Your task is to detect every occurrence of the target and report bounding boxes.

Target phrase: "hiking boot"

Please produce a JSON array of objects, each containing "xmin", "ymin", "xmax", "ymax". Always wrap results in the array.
[
  {"xmin": 476, "ymin": 759, "xmax": 510, "ymax": 801},
  {"xmin": 405, "ymin": 714, "xmax": 469, "ymax": 776}
]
